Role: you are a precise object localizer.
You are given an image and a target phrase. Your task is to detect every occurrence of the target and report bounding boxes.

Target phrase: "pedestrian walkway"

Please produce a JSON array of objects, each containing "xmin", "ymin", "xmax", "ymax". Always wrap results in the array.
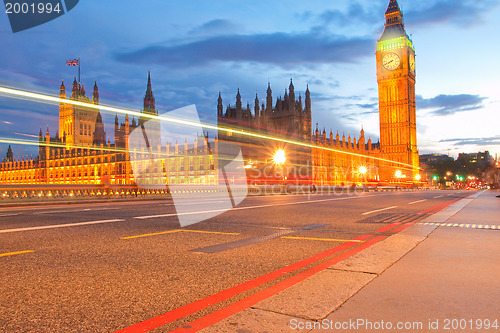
[{"xmin": 203, "ymin": 190, "xmax": 500, "ymax": 332}]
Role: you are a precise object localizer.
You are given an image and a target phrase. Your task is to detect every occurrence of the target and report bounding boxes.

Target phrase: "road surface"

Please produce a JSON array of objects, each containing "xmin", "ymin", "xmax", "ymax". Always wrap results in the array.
[{"xmin": 0, "ymin": 190, "xmax": 470, "ymax": 332}]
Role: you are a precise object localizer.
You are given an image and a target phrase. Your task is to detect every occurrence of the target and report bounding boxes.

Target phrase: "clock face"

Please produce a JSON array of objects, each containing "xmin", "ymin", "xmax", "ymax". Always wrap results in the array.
[
  {"xmin": 409, "ymin": 53, "xmax": 415, "ymax": 73},
  {"xmin": 382, "ymin": 53, "xmax": 400, "ymax": 71}
]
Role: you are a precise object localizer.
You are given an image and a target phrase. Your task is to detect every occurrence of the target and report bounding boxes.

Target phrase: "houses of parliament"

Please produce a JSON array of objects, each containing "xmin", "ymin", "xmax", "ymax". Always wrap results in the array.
[{"xmin": 0, "ymin": 0, "xmax": 420, "ymax": 187}]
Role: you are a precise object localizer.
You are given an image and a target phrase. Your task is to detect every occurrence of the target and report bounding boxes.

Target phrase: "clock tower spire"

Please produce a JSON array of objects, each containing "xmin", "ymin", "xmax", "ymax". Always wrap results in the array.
[{"xmin": 376, "ymin": 0, "xmax": 419, "ymax": 181}]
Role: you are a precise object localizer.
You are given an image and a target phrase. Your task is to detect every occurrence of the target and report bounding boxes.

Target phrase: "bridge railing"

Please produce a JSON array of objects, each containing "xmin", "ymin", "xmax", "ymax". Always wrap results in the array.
[{"xmin": 0, "ymin": 183, "xmax": 425, "ymax": 201}]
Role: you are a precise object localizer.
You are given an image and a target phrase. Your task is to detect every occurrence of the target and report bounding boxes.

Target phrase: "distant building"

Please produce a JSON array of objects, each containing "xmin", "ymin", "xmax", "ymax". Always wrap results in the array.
[
  {"xmin": 419, "ymin": 153, "xmax": 452, "ymax": 164},
  {"xmin": 457, "ymin": 151, "xmax": 493, "ymax": 168}
]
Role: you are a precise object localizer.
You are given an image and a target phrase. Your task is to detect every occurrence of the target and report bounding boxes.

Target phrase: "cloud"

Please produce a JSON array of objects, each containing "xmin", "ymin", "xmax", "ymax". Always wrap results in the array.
[
  {"xmin": 416, "ymin": 94, "xmax": 487, "ymax": 116},
  {"xmin": 405, "ymin": 0, "xmax": 500, "ymax": 28},
  {"xmin": 298, "ymin": 0, "xmax": 499, "ymax": 31},
  {"xmin": 317, "ymin": 2, "xmax": 379, "ymax": 27},
  {"xmin": 439, "ymin": 136, "xmax": 500, "ymax": 147},
  {"xmin": 115, "ymin": 33, "xmax": 373, "ymax": 68},
  {"xmin": 188, "ymin": 19, "xmax": 242, "ymax": 36}
]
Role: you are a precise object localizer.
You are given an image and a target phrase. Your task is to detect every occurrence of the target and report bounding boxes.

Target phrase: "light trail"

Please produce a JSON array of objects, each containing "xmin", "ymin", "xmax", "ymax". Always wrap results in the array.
[{"xmin": 0, "ymin": 85, "xmax": 420, "ymax": 171}]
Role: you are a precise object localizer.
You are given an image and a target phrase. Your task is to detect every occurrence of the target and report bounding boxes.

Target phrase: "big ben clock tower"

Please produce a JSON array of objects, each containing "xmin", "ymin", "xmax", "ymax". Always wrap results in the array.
[{"xmin": 376, "ymin": 0, "xmax": 419, "ymax": 181}]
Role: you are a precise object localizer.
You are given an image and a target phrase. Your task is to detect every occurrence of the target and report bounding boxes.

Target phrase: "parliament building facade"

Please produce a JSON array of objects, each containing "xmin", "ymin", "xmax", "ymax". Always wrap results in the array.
[{"xmin": 0, "ymin": 0, "xmax": 420, "ymax": 187}]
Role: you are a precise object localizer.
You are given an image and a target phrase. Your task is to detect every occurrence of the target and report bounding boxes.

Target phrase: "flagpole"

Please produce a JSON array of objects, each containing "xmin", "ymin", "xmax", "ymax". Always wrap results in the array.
[{"xmin": 78, "ymin": 56, "xmax": 81, "ymax": 84}]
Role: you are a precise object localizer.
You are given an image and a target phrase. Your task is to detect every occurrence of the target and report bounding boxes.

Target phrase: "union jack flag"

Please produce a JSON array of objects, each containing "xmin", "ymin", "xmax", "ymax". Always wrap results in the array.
[{"xmin": 66, "ymin": 59, "xmax": 79, "ymax": 66}]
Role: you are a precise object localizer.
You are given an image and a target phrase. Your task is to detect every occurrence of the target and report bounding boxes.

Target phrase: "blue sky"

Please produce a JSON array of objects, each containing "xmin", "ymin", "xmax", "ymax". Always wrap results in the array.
[{"xmin": 0, "ymin": 0, "xmax": 499, "ymax": 159}]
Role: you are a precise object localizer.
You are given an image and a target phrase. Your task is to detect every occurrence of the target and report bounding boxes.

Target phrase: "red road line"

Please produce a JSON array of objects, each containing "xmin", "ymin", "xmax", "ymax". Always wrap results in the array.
[
  {"xmin": 116, "ymin": 215, "xmax": 419, "ymax": 332},
  {"xmin": 170, "ymin": 235, "xmax": 388, "ymax": 333},
  {"xmin": 399, "ymin": 196, "xmax": 469, "ymax": 232},
  {"xmin": 375, "ymin": 222, "xmax": 401, "ymax": 233},
  {"xmin": 390, "ymin": 222, "xmax": 416, "ymax": 234},
  {"xmin": 114, "ymin": 234, "xmax": 372, "ymax": 333},
  {"xmin": 417, "ymin": 196, "xmax": 467, "ymax": 215}
]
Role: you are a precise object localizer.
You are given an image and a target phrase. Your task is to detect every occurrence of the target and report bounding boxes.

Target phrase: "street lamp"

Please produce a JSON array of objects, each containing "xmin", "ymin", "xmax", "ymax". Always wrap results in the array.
[
  {"xmin": 395, "ymin": 170, "xmax": 402, "ymax": 178},
  {"xmin": 358, "ymin": 166, "xmax": 368, "ymax": 187},
  {"xmin": 273, "ymin": 149, "xmax": 286, "ymax": 165},
  {"xmin": 272, "ymin": 149, "xmax": 286, "ymax": 183},
  {"xmin": 415, "ymin": 174, "xmax": 421, "ymax": 181}
]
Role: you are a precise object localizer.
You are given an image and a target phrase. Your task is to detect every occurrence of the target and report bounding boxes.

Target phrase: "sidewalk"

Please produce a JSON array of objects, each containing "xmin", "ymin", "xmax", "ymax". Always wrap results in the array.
[{"xmin": 204, "ymin": 190, "xmax": 500, "ymax": 332}]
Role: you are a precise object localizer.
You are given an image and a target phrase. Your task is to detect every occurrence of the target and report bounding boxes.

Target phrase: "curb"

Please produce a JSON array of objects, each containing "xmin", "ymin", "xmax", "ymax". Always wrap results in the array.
[{"xmin": 201, "ymin": 192, "xmax": 480, "ymax": 332}]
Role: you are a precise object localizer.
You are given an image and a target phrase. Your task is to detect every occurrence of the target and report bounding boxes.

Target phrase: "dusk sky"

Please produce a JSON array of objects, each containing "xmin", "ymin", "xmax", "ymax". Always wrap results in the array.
[{"xmin": 0, "ymin": 0, "xmax": 499, "ymax": 159}]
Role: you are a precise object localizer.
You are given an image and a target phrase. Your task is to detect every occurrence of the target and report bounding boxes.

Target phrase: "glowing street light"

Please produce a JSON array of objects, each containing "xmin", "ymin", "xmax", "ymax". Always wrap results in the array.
[
  {"xmin": 415, "ymin": 174, "xmax": 421, "ymax": 181},
  {"xmin": 395, "ymin": 170, "xmax": 402, "ymax": 178},
  {"xmin": 359, "ymin": 166, "xmax": 368, "ymax": 174},
  {"xmin": 273, "ymin": 149, "xmax": 286, "ymax": 165}
]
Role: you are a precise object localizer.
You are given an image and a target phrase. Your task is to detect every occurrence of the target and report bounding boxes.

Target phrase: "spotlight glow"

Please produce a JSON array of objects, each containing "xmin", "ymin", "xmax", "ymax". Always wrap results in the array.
[
  {"xmin": 0, "ymin": 85, "xmax": 420, "ymax": 172},
  {"xmin": 273, "ymin": 149, "xmax": 286, "ymax": 165}
]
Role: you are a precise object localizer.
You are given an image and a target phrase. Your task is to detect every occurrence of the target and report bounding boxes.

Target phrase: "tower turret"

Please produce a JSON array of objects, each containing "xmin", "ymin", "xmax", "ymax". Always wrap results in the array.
[
  {"xmin": 288, "ymin": 78, "xmax": 295, "ymax": 113},
  {"xmin": 5, "ymin": 145, "xmax": 13, "ymax": 162},
  {"xmin": 254, "ymin": 93, "xmax": 260, "ymax": 121},
  {"xmin": 235, "ymin": 88, "xmax": 242, "ymax": 120},
  {"xmin": 93, "ymin": 81, "xmax": 99, "ymax": 104},
  {"xmin": 143, "ymin": 71, "xmax": 156, "ymax": 115},
  {"xmin": 140, "ymin": 72, "xmax": 161, "ymax": 148},
  {"xmin": 72, "ymin": 76, "xmax": 78, "ymax": 97},
  {"xmin": 359, "ymin": 127, "xmax": 366, "ymax": 150},
  {"xmin": 59, "ymin": 80, "xmax": 66, "ymax": 99},
  {"xmin": 217, "ymin": 91, "xmax": 223, "ymax": 117},
  {"xmin": 266, "ymin": 82, "xmax": 273, "ymax": 115},
  {"xmin": 305, "ymin": 84, "xmax": 311, "ymax": 113},
  {"xmin": 93, "ymin": 111, "xmax": 106, "ymax": 145}
]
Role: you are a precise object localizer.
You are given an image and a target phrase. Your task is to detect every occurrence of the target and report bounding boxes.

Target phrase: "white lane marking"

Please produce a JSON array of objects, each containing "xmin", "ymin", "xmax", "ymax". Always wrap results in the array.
[
  {"xmin": 0, "ymin": 213, "xmax": 19, "ymax": 217},
  {"xmin": 361, "ymin": 206, "xmax": 397, "ymax": 216},
  {"xmin": 421, "ymin": 222, "xmax": 500, "ymax": 231},
  {"xmin": 0, "ymin": 200, "xmax": 166, "ymax": 214},
  {"xmin": 0, "ymin": 219, "xmax": 124, "ymax": 234},
  {"xmin": 408, "ymin": 199, "xmax": 427, "ymax": 205},
  {"xmin": 135, "ymin": 194, "xmax": 378, "ymax": 220},
  {"xmin": 433, "ymin": 195, "xmax": 443, "ymax": 199},
  {"xmin": 33, "ymin": 207, "xmax": 120, "ymax": 215},
  {"xmin": 162, "ymin": 200, "xmax": 227, "ymax": 207}
]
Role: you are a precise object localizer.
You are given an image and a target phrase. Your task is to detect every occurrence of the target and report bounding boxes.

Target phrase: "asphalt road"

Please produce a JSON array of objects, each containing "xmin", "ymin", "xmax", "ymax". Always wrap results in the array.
[{"xmin": 0, "ymin": 190, "xmax": 470, "ymax": 332}]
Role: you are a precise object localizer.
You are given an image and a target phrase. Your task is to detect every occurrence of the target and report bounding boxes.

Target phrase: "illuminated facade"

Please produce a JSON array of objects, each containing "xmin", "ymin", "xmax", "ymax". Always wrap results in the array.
[
  {"xmin": 0, "ymin": 74, "xmax": 217, "ymax": 186},
  {"xmin": 217, "ymin": 83, "xmax": 383, "ymax": 185},
  {"xmin": 376, "ymin": 0, "xmax": 419, "ymax": 180},
  {"xmin": 0, "ymin": 0, "xmax": 420, "ymax": 187},
  {"xmin": 217, "ymin": 0, "xmax": 419, "ymax": 185}
]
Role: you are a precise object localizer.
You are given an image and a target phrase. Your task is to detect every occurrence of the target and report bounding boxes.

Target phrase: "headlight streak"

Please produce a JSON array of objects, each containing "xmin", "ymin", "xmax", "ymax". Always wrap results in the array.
[{"xmin": 0, "ymin": 85, "xmax": 419, "ymax": 172}]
